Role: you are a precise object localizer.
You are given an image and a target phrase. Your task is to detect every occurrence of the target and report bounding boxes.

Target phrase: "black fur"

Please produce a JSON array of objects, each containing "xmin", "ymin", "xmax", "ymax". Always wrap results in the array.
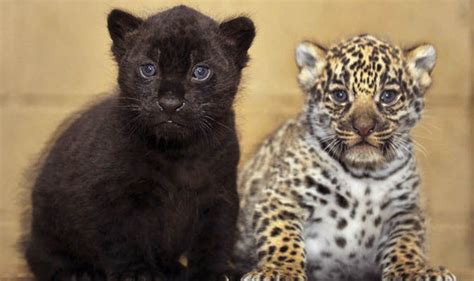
[{"xmin": 23, "ymin": 5, "xmax": 255, "ymax": 281}]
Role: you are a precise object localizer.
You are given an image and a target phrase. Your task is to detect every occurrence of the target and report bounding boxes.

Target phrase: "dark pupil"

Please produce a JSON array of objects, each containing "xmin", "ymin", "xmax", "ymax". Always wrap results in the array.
[
  {"xmin": 194, "ymin": 66, "xmax": 208, "ymax": 79},
  {"xmin": 381, "ymin": 91, "xmax": 396, "ymax": 103},
  {"xmin": 142, "ymin": 65, "xmax": 155, "ymax": 76},
  {"xmin": 333, "ymin": 91, "xmax": 348, "ymax": 102}
]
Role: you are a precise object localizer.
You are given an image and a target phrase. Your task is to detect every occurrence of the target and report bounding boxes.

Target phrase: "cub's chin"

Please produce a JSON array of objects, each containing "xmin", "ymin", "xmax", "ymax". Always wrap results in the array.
[
  {"xmin": 342, "ymin": 143, "xmax": 386, "ymax": 169},
  {"xmin": 145, "ymin": 120, "xmax": 195, "ymax": 145}
]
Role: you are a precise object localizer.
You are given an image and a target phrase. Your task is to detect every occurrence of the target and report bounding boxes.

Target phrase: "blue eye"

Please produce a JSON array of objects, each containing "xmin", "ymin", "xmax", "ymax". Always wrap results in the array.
[
  {"xmin": 139, "ymin": 64, "xmax": 156, "ymax": 78},
  {"xmin": 380, "ymin": 90, "xmax": 399, "ymax": 105},
  {"xmin": 192, "ymin": 65, "xmax": 211, "ymax": 81},
  {"xmin": 331, "ymin": 90, "xmax": 348, "ymax": 104}
]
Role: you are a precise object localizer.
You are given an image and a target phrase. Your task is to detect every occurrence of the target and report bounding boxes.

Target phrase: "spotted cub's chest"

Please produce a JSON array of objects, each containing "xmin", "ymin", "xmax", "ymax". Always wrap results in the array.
[{"xmin": 300, "ymin": 168, "xmax": 401, "ymax": 280}]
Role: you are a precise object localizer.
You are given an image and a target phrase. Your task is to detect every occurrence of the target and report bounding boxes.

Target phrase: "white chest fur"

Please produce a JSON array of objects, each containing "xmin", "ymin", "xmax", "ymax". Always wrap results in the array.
[{"xmin": 301, "ymin": 160, "xmax": 412, "ymax": 280}]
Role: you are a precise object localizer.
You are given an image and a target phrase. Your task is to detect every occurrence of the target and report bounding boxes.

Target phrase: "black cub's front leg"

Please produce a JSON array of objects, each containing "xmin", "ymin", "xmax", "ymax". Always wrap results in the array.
[{"xmin": 187, "ymin": 195, "xmax": 238, "ymax": 281}]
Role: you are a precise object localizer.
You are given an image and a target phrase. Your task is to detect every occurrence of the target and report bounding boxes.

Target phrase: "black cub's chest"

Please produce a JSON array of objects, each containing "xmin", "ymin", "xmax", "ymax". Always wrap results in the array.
[
  {"xmin": 136, "ymin": 152, "xmax": 214, "ymax": 191},
  {"xmin": 118, "ymin": 176, "xmax": 201, "ymax": 258},
  {"xmin": 120, "ymin": 154, "xmax": 216, "ymax": 243}
]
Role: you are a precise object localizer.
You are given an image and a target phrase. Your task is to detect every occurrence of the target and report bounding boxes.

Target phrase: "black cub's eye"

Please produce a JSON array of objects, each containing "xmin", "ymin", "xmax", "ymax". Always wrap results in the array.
[
  {"xmin": 139, "ymin": 64, "xmax": 157, "ymax": 78},
  {"xmin": 192, "ymin": 65, "xmax": 211, "ymax": 81},
  {"xmin": 380, "ymin": 90, "xmax": 399, "ymax": 105},
  {"xmin": 331, "ymin": 90, "xmax": 349, "ymax": 104}
]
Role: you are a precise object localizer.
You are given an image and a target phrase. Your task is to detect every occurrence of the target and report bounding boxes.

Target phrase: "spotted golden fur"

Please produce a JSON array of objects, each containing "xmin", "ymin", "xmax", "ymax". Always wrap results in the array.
[{"xmin": 233, "ymin": 35, "xmax": 456, "ymax": 281}]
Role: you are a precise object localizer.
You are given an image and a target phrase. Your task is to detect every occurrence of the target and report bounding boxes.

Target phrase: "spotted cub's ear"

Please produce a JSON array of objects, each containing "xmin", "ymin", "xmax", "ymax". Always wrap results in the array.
[
  {"xmin": 107, "ymin": 9, "xmax": 144, "ymax": 62},
  {"xmin": 219, "ymin": 16, "xmax": 256, "ymax": 69},
  {"xmin": 295, "ymin": 41, "xmax": 327, "ymax": 91},
  {"xmin": 405, "ymin": 44, "xmax": 436, "ymax": 89}
]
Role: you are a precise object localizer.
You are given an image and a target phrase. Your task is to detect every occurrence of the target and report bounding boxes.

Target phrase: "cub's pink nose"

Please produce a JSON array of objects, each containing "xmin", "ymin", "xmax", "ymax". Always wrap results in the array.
[{"xmin": 352, "ymin": 117, "xmax": 375, "ymax": 137}]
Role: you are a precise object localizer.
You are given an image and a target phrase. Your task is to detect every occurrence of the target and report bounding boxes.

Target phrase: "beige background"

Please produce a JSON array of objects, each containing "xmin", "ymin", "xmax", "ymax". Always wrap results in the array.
[{"xmin": 0, "ymin": 0, "xmax": 473, "ymax": 280}]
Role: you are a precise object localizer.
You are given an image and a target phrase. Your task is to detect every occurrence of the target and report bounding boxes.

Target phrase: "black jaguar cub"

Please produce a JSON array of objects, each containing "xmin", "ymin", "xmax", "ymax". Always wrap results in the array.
[{"xmin": 23, "ymin": 5, "xmax": 255, "ymax": 281}]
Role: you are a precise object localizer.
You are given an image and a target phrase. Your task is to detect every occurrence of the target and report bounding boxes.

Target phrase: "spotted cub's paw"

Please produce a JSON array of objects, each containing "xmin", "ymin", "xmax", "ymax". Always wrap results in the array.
[
  {"xmin": 241, "ymin": 267, "xmax": 306, "ymax": 281},
  {"xmin": 383, "ymin": 266, "xmax": 456, "ymax": 281}
]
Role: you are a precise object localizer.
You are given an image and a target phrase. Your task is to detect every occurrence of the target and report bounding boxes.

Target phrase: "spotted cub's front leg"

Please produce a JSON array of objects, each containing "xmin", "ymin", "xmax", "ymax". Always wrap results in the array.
[
  {"xmin": 242, "ymin": 195, "xmax": 307, "ymax": 281},
  {"xmin": 379, "ymin": 206, "xmax": 456, "ymax": 281}
]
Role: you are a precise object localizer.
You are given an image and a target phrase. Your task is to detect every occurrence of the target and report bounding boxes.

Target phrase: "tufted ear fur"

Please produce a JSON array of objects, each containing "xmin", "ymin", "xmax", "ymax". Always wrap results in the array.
[
  {"xmin": 107, "ymin": 9, "xmax": 144, "ymax": 62},
  {"xmin": 219, "ymin": 16, "xmax": 256, "ymax": 69},
  {"xmin": 405, "ymin": 44, "xmax": 436, "ymax": 90},
  {"xmin": 295, "ymin": 41, "xmax": 327, "ymax": 91}
]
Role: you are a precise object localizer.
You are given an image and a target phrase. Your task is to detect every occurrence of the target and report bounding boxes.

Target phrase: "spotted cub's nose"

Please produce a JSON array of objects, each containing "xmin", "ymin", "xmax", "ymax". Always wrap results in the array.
[{"xmin": 352, "ymin": 116, "xmax": 376, "ymax": 137}]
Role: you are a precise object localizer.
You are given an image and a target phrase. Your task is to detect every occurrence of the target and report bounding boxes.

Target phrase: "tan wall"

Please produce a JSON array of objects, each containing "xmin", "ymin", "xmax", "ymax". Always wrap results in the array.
[{"xmin": 1, "ymin": 0, "xmax": 472, "ymax": 279}]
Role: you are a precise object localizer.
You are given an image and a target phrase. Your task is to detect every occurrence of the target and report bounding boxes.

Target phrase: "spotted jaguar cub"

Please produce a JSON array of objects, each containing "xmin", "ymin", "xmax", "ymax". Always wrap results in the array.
[{"xmin": 233, "ymin": 35, "xmax": 456, "ymax": 281}]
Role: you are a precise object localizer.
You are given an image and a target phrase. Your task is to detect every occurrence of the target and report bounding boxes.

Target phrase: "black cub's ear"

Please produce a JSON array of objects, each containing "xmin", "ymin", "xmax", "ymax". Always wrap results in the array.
[
  {"xmin": 219, "ymin": 17, "xmax": 256, "ymax": 68},
  {"xmin": 107, "ymin": 9, "xmax": 143, "ymax": 61}
]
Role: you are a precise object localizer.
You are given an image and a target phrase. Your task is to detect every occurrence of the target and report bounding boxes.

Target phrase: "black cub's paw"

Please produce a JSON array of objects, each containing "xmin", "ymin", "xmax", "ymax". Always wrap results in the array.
[
  {"xmin": 53, "ymin": 269, "xmax": 105, "ymax": 281},
  {"xmin": 187, "ymin": 272, "xmax": 230, "ymax": 281},
  {"xmin": 115, "ymin": 270, "xmax": 165, "ymax": 281},
  {"xmin": 208, "ymin": 274, "xmax": 230, "ymax": 281}
]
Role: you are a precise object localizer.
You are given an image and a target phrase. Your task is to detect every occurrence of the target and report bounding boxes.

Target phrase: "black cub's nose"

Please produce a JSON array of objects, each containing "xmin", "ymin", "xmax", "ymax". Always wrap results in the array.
[{"xmin": 157, "ymin": 96, "xmax": 184, "ymax": 114}]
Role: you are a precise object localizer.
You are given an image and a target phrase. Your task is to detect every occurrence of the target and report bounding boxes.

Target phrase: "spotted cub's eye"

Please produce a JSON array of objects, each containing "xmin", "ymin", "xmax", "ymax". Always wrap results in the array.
[
  {"xmin": 380, "ymin": 90, "xmax": 399, "ymax": 105},
  {"xmin": 331, "ymin": 90, "xmax": 349, "ymax": 104},
  {"xmin": 139, "ymin": 64, "xmax": 157, "ymax": 78},
  {"xmin": 192, "ymin": 65, "xmax": 211, "ymax": 81}
]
